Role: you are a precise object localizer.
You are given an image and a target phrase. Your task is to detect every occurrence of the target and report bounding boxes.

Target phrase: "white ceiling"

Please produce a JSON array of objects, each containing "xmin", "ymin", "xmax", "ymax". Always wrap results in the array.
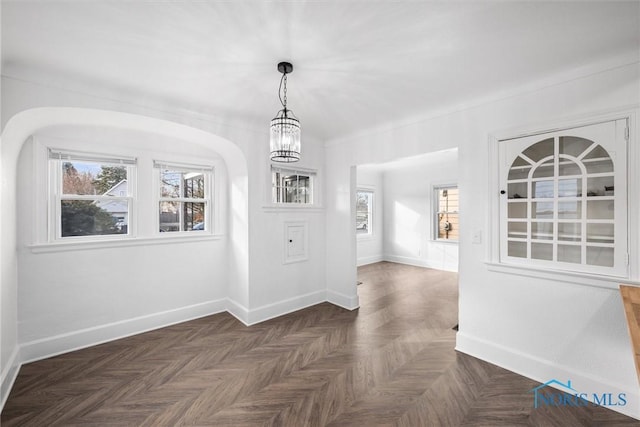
[{"xmin": 2, "ymin": 1, "xmax": 639, "ymax": 141}]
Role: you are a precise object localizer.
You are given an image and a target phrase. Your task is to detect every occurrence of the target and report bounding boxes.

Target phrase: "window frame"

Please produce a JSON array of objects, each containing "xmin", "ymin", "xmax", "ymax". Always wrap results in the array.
[
  {"xmin": 487, "ymin": 113, "xmax": 633, "ymax": 288},
  {"xmin": 154, "ymin": 160, "xmax": 214, "ymax": 235},
  {"xmin": 356, "ymin": 188, "xmax": 374, "ymax": 237},
  {"xmin": 433, "ymin": 184, "xmax": 459, "ymax": 243},
  {"xmin": 271, "ymin": 165, "xmax": 316, "ymax": 206},
  {"xmin": 48, "ymin": 149, "xmax": 137, "ymax": 242}
]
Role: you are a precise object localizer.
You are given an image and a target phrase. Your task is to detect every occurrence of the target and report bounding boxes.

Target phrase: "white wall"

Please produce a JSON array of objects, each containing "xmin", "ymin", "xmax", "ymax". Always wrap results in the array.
[
  {"xmin": 382, "ymin": 150, "xmax": 458, "ymax": 272},
  {"xmin": 0, "ymin": 77, "xmax": 328, "ymax": 406},
  {"xmin": 325, "ymin": 62, "xmax": 640, "ymax": 419},
  {"xmin": 356, "ymin": 167, "xmax": 383, "ymax": 266},
  {"xmin": 16, "ymin": 128, "xmax": 229, "ymax": 356}
]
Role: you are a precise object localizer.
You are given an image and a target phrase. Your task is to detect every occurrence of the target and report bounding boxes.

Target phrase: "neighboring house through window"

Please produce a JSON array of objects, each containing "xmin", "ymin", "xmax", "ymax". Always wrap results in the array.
[
  {"xmin": 435, "ymin": 185, "xmax": 459, "ymax": 241},
  {"xmin": 49, "ymin": 149, "xmax": 135, "ymax": 239},
  {"xmin": 356, "ymin": 189, "xmax": 373, "ymax": 235}
]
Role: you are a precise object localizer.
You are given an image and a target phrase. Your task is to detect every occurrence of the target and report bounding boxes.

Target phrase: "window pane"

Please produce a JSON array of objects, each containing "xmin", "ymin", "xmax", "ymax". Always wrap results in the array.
[
  {"xmin": 558, "ymin": 160, "xmax": 581, "ymax": 177},
  {"xmin": 532, "ymin": 180, "xmax": 554, "ymax": 198},
  {"xmin": 61, "ymin": 200, "xmax": 125, "ymax": 237},
  {"xmin": 558, "ymin": 244, "xmax": 581, "ymax": 264},
  {"xmin": 531, "ymin": 222, "xmax": 553, "ymax": 240},
  {"xmin": 585, "ymin": 158, "xmax": 613, "ymax": 174},
  {"xmin": 436, "ymin": 187, "xmax": 459, "ymax": 240},
  {"xmin": 587, "ymin": 247, "xmax": 614, "ymax": 267},
  {"xmin": 558, "ymin": 223, "xmax": 581, "ymax": 241},
  {"xmin": 159, "ymin": 201, "xmax": 206, "ymax": 232},
  {"xmin": 438, "ymin": 213, "xmax": 458, "ymax": 240},
  {"xmin": 531, "ymin": 202, "xmax": 553, "ymax": 219},
  {"xmin": 272, "ymin": 169, "xmax": 314, "ymax": 204},
  {"xmin": 62, "ymin": 161, "xmax": 127, "ymax": 196},
  {"xmin": 160, "ymin": 170, "xmax": 182, "ymax": 198},
  {"xmin": 508, "ymin": 222, "xmax": 527, "ymax": 239},
  {"xmin": 522, "ymin": 138, "xmax": 553, "ymax": 163},
  {"xmin": 356, "ymin": 191, "xmax": 372, "ymax": 234},
  {"xmin": 558, "ymin": 179, "xmax": 580, "ymax": 198},
  {"xmin": 586, "ymin": 200, "xmax": 614, "ymax": 220},
  {"xmin": 508, "ymin": 241, "xmax": 526, "ymax": 258},
  {"xmin": 508, "ymin": 201, "xmax": 527, "ymax": 219},
  {"xmin": 532, "ymin": 160, "xmax": 554, "ymax": 178},
  {"xmin": 531, "ymin": 242, "xmax": 553, "ymax": 261},
  {"xmin": 559, "ymin": 136, "xmax": 592, "ymax": 158},
  {"xmin": 587, "ymin": 223, "xmax": 613, "ymax": 244},
  {"xmin": 558, "ymin": 201, "xmax": 581, "ymax": 219},
  {"xmin": 184, "ymin": 173, "xmax": 205, "ymax": 198},
  {"xmin": 159, "ymin": 201, "xmax": 180, "ymax": 232},
  {"xmin": 508, "ymin": 182, "xmax": 527, "ymax": 199},
  {"xmin": 587, "ymin": 176, "xmax": 614, "ymax": 197}
]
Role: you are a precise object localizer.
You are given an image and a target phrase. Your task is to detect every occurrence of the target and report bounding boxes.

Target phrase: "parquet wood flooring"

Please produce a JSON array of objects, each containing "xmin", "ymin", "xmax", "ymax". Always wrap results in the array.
[{"xmin": 2, "ymin": 261, "xmax": 638, "ymax": 426}]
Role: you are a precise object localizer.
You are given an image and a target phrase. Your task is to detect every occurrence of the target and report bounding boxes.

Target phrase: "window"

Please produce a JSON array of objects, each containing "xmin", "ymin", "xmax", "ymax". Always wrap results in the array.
[
  {"xmin": 272, "ymin": 166, "xmax": 315, "ymax": 204},
  {"xmin": 49, "ymin": 149, "xmax": 135, "ymax": 239},
  {"xmin": 356, "ymin": 190, "xmax": 373, "ymax": 235},
  {"xmin": 156, "ymin": 161, "xmax": 212, "ymax": 233},
  {"xmin": 434, "ymin": 185, "xmax": 459, "ymax": 241},
  {"xmin": 499, "ymin": 119, "xmax": 628, "ymax": 276}
]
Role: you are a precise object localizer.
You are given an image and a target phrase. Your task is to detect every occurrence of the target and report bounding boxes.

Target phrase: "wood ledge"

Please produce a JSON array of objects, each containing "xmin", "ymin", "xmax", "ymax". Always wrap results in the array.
[{"xmin": 620, "ymin": 284, "xmax": 640, "ymax": 387}]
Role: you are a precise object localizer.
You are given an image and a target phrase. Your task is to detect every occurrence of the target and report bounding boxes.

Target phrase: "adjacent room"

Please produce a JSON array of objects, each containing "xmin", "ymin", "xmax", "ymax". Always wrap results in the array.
[{"xmin": 1, "ymin": 1, "xmax": 639, "ymax": 425}]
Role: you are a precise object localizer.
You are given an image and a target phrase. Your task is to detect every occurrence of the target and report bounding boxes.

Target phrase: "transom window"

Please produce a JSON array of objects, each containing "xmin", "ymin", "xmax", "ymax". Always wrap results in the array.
[
  {"xmin": 434, "ymin": 185, "xmax": 459, "ymax": 241},
  {"xmin": 499, "ymin": 119, "xmax": 628, "ymax": 276},
  {"xmin": 49, "ymin": 149, "xmax": 135, "ymax": 239},
  {"xmin": 272, "ymin": 166, "xmax": 315, "ymax": 204},
  {"xmin": 155, "ymin": 161, "xmax": 212, "ymax": 233}
]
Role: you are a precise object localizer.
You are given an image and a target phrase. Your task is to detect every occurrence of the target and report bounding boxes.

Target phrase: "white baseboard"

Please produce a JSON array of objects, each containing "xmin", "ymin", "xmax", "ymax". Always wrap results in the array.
[
  {"xmin": 246, "ymin": 291, "xmax": 327, "ymax": 325},
  {"xmin": 327, "ymin": 289, "xmax": 359, "ymax": 310},
  {"xmin": 20, "ymin": 299, "xmax": 227, "ymax": 364},
  {"xmin": 225, "ymin": 298, "xmax": 250, "ymax": 326},
  {"xmin": 456, "ymin": 332, "xmax": 640, "ymax": 420},
  {"xmin": 357, "ymin": 255, "xmax": 384, "ymax": 266},
  {"xmin": 4, "ymin": 292, "xmax": 357, "ymax": 413},
  {"xmin": 1, "ymin": 346, "xmax": 21, "ymax": 410},
  {"xmin": 383, "ymin": 254, "xmax": 458, "ymax": 272}
]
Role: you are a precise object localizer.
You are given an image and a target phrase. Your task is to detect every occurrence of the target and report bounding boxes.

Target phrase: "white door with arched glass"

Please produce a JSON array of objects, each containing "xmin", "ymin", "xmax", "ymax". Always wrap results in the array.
[{"xmin": 499, "ymin": 119, "xmax": 628, "ymax": 277}]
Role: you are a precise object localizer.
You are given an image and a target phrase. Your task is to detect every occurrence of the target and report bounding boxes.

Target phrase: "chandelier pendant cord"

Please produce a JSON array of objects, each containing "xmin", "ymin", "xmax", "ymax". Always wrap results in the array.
[{"xmin": 279, "ymin": 73, "xmax": 288, "ymax": 113}]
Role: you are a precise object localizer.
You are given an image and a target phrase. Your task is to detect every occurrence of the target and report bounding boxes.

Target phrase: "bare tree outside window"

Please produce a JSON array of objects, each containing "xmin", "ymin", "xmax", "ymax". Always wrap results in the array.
[{"xmin": 59, "ymin": 160, "xmax": 130, "ymax": 237}]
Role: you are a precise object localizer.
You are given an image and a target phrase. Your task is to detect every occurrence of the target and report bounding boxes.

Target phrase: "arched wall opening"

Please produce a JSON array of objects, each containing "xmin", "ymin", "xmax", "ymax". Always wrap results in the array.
[{"xmin": 1, "ymin": 108, "xmax": 249, "ymax": 403}]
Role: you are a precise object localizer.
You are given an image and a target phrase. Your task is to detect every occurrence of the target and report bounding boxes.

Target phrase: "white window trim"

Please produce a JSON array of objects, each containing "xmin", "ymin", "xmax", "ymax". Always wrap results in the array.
[
  {"xmin": 31, "ymin": 139, "xmax": 226, "ymax": 253},
  {"xmin": 153, "ymin": 160, "xmax": 214, "ymax": 236},
  {"xmin": 48, "ymin": 148, "xmax": 137, "ymax": 242},
  {"xmin": 486, "ymin": 109, "xmax": 638, "ymax": 290},
  {"xmin": 266, "ymin": 164, "xmax": 320, "ymax": 209},
  {"xmin": 433, "ymin": 183, "xmax": 459, "ymax": 243}
]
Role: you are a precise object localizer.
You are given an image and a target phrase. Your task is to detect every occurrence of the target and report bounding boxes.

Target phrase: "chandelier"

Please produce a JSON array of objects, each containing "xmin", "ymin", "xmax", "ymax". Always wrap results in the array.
[{"xmin": 270, "ymin": 61, "xmax": 301, "ymax": 162}]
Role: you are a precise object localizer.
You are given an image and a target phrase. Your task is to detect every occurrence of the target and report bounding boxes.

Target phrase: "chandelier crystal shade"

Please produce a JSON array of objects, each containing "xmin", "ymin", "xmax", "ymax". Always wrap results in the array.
[{"xmin": 270, "ymin": 62, "xmax": 301, "ymax": 163}]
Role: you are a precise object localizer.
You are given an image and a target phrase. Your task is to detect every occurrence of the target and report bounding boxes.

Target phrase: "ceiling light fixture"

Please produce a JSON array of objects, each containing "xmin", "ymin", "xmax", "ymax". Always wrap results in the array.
[{"xmin": 270, "ymin": 61, "xmax": 301, "ymax": 163}]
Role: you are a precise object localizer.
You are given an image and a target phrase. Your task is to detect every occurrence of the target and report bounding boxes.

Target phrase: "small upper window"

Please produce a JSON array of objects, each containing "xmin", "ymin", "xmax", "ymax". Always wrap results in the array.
[
  {"xmin": 272, "ymin": 166, "xmax": 315, "ymax": 204},
  {"xmin": 356, "ymin": 190, "xmax": 373, "ymax": 235},
  {"xmin": 49, "ymin": 149, "xmax": 136, "ymax": 239},
  {"xmin": 155, "ymin": 161, "xmax": 212, "ymax": 233},
  {"xmin": 435, "ymin": 185, "xmax": 459, "ymax": 241}
]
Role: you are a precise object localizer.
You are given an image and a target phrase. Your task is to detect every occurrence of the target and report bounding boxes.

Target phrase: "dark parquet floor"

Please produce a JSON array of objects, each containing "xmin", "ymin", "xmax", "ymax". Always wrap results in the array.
[{"xmin": 2, "ymin": 261, "xmax": 638, "ymax": 426}]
